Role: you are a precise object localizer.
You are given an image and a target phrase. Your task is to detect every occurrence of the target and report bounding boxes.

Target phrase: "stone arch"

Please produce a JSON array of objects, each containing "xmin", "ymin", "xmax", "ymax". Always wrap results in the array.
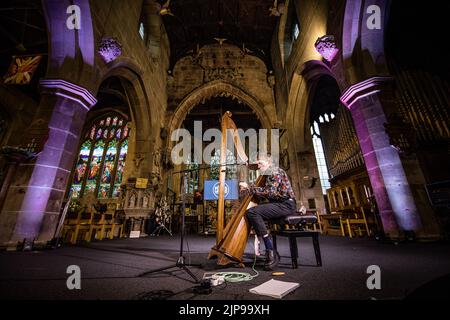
[
  {"xmin": 95, "ymin": 65, "xmax": 158, "ymax": 180},
  {"xmin": 287, "ymin": 60, "xmax": 337, "ymax": 151},
  {"xmin": 167, "ymin": 80, "xmax": 273, "ymax": 147},
  {"xmin": 284, "ymin": 60, "xmax": 340, "ymax": 209},
  {"xmin": 97, "ymin": 65, "xmax": 154, "ymax": 143}
]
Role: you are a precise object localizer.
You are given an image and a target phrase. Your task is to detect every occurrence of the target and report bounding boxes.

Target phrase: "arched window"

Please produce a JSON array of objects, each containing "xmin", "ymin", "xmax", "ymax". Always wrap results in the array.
[
  {"xmin": 70, "ymin": 113, "xmax": 131, "ymax": 199},
  {"xmin": 210, "ymin": 150, "xmax": 238, "ymax": 181},
  {"xmin": 183, "ymin": 155, "xmax": 199, "ymax": 195},
  {"xmin": 293, "ymin": 23, "xmax": 300, "ymax": 41},
  {"xmin": 311, "ymin": 122, "xmax": 331, "ymax": 194},
  {"xmin": 139, "ymin": 21, "xmax": 145, "ymax": 40},
  {"xmin": 283, "ymin": 1, "xmax": 300, "ymax": 62}
]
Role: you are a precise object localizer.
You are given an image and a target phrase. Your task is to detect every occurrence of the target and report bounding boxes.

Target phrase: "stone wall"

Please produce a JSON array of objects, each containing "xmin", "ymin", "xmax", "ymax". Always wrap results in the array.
[
  {"xmin": 0, "ymin": 0, "xmax": 171, "ymax": 246},
  {"xmin": 271, "ymin": 0, "xmax": 329, "ymax": 212},
  {"xmin": 167, "ymin": 43, "xmax": 277, "ymax": 128}
]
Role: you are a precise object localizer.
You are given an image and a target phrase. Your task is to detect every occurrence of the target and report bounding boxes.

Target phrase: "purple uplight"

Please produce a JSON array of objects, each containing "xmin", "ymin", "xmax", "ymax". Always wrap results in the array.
[
  {"xmin": 315, "ymin": 36, "xmax": 339, "ymax": 62},
  {"xmin": 98, "ymin": 37, "xmax": 123, "ymax": 64},
  {"xmin": 40, "ymin": 79, "xmax": 98, "ymax": 110},
  {"xmin": 341, "ymin": 77, "xmax": 392, "ymax": 109},
  {"xmin": 342, "ymin": 77, "xmax": 423, "ymax": 233}
]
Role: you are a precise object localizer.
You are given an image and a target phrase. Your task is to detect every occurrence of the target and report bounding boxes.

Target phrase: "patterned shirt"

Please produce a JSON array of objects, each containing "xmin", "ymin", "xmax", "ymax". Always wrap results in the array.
[{"xmin": 250, "ymin": 167, "xmax": 296, "ymax": 201}]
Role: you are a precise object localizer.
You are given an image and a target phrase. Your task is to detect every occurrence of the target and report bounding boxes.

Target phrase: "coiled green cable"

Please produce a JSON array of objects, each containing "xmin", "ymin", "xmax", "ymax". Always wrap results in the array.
[{"xmin": 212, "ymin": 253, "xmax": 259, "ymax": 283}]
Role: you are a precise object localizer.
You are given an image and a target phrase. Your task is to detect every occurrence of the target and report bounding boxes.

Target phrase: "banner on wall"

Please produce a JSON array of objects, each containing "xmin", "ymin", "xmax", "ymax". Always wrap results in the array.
[{"xmin": 3, "ymin": 54, "xmax": 43, "ymax": 85}]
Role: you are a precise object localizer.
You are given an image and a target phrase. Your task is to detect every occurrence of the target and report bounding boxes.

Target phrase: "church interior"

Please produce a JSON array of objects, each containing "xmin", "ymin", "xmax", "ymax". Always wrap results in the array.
[{"xmin": 0, "ymin": 0, "xmax": 449, "ymax": 301}]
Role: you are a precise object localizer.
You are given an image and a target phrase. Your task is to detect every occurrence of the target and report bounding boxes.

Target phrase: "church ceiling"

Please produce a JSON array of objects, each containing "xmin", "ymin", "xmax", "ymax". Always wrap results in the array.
[{"xmin": 160, "ymin": 0, "xmax": 279, "ymax": 70}]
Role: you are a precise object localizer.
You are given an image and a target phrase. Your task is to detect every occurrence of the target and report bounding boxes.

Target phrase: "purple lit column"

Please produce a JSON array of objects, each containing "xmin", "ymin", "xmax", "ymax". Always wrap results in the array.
[
  {"xmin": 341, "ymin": 77, "xmax": 422, "ymax": 238},
  {"xmin": 3, "ymin": 80, "xmax": 97, "ymax": 244}
]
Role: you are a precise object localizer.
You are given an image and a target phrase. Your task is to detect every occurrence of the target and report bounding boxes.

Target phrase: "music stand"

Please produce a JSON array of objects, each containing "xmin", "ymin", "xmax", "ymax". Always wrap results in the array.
[{"xmin": 139, "ymin": 170, "xmax": 200, "ymax": 283}]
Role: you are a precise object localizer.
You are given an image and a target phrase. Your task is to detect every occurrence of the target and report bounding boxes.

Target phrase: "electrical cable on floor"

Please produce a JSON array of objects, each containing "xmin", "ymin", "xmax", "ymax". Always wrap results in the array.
[
  {"xmin": 213, "ymin": 254, "xmax": 259, "ymax": 283},
  {"xmin": 207, "ymin": 242, "xmax": 260, "ymax": 284}
]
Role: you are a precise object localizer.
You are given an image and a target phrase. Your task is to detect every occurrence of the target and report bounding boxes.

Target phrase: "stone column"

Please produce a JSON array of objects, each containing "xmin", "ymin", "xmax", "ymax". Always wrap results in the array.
[
  {"xmin": 0, "ymin": 148, "xmax": 37, "ymax": 215},
  {"xmin": 0, "ymin": 80, "xmax": 97, "ymax": 246},
  {"xmin": 341, "ymin": 77, "xmax": 422, "ymax": 239}
]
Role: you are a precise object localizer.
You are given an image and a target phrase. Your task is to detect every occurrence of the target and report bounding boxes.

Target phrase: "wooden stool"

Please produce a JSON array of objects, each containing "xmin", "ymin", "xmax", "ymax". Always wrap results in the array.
[{"xmin": 271, "ymin": 215, "xmax": 322, "ymax": 269}]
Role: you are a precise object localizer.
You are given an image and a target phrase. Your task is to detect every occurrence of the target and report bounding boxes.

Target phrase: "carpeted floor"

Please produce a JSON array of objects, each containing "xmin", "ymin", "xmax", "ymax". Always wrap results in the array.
[{"xmin": 1, "ymin": 234, "xmax": 449, "ymax": 300}]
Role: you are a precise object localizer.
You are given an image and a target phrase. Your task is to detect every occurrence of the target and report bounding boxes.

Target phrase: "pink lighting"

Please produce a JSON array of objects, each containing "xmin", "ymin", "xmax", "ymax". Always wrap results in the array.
[
  {"xmin": 343, "ymin": 77, "xmax": 423, "ymax": 234},
  {"xmin": 315, "ymin": 35, "xmax": 339, "ymax": 62},
  {"xmin": 40, "ymin": 79, "xmax": 97, "ymax": 110},
  {"xmin": 10, "ymin": 79, "xmax": 97, "ymax": 243},
  {"xmin": 341, "ymin": 77, "xmax": 393, "ymax": 109},
  {"xmin": 98, "ymin": 37, "xmax": 123, "ymax": 64}
]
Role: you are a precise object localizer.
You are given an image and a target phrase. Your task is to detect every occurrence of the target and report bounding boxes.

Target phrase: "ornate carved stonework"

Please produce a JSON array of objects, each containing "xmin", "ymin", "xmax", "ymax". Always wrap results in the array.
[
  {"xmin": 267, "ymin": 74, "xmax": 275, "ymax": 88},
  {"xmin": 133, "ymin": 153, "xmax": 144, "ymax": 169},
  {"xmin": 204, "ymin": 67, "xmax": 244, "ymax": 82},
  {"xmin": 98, "ymin": 37, "xmax": 123, "ymax": 63},
  {"xmin": 121, "ymin": 183, "xmax": 155, "ymax": 218},
  {"xmin": 315, "ymin": 35, "xmax": 339, "ymax": 62}
]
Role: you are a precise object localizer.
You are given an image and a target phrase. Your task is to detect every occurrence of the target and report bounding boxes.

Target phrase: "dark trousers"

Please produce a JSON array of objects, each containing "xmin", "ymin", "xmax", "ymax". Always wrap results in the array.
[{"xmin": 246, "ymin": 199, "xmax": 296, "ymax": 236}]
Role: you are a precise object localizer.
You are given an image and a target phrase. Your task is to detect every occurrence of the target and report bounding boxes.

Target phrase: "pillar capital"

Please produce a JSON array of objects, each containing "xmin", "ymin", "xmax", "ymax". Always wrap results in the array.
[
  {"xmin": 39, "ymin": 79, "xmax": 97, "ymax": 111},
  {"xmin": 341, "ymin": 76, "xmax": 393, "ymax": 110}
]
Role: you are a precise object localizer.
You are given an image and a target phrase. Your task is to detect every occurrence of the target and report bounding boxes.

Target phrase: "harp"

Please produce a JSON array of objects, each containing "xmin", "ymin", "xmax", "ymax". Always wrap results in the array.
[{"xmin": 208, "ymin": 111, "xmax": 265, "ymax": 267}]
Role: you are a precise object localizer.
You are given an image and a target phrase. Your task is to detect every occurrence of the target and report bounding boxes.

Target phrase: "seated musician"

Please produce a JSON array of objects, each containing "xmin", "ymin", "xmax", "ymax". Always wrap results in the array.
[{"xmin": 239, "ymin": 154, "xmax": 297, "ymax": 271}]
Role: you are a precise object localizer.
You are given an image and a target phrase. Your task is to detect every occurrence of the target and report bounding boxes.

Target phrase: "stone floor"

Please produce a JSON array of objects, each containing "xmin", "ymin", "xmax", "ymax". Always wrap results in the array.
[{"xmin": 1, "ymin": 234, "xmax": 450, "ymax": 300}]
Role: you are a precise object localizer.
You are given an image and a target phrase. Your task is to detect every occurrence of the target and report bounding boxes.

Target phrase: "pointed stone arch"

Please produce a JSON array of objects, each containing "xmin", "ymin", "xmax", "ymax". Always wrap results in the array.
[
  {"xmin": 167, "ymin": 80, "xmax": 273, "ymax": 147},
  {"xmin": 287, "ymin": 60, "xmax": 338, "ymax": 151}
]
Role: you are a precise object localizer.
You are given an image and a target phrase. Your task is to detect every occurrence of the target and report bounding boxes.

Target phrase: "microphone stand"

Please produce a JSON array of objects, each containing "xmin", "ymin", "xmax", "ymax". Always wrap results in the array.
[
  {"xmin": 138, "ymin": 162, "xmax": 253, "ymax": 283},
  {"xmin": 139, "ymin": 170, "xmax": 200, "ymax": 283}
]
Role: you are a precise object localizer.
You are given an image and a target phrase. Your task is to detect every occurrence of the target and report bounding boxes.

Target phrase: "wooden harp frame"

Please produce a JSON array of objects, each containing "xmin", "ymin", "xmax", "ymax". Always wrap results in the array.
[
  {"xmin": 216, "ymin": 111, "xmax": 248, "ymax": 244},
  {"xmin": 208, "ymin": 111, "xmax": 265, "ymax": 266}
]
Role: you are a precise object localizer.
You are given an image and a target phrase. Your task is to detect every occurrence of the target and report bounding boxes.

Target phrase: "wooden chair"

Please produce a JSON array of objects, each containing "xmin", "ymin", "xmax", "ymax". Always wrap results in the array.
[
  {"xmin": 306, "ymin": 210, "xmax": 324, "ymax": 233},
  {"xmin": 64, "ymin": 211, "xmax": 93, "ymax": 244},
  {"xmin": 61, "ymin": 211, "xmax": 81, "ymax": 244},
  {"xmin": 76, "ymin": 211, "xmax": 94, "ymax": 242},
  {"xmin": 89, "ymin": 213, "xmax": 105, "ymax": 241},
  {"xmin": 321, "ymin": 213, "xmax": 345, "ymax": 236},
  {"xmin": 111, "ymin": 210, "xmax": 125, "ymax": 239},
  {"xmin": 101, "ymin": 213, "xmax": 115, "ymax": 240},
  {"xmin": 340, "ymin": 207, "xmax": 371, "ymax": 238}
]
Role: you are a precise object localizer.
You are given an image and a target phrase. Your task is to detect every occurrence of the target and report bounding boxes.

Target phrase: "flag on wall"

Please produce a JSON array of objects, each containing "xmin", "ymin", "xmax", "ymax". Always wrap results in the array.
[{"xmin": 3, "ymin": 54, "xmax": 42, "ymax": 85}]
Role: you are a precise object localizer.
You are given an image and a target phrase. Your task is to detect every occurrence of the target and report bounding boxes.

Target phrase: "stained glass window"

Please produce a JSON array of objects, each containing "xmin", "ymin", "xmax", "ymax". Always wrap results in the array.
[
  {"xmin": 210, "ymin": 150, "xmax": 237, "ymax": 181},
  {"xmin": 70, "ymin": 113, "xmax": 131, "ymax": 199},
  {"xmin": 183, "ymin": 155, "xmax": 199, "ymax": 195}
]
